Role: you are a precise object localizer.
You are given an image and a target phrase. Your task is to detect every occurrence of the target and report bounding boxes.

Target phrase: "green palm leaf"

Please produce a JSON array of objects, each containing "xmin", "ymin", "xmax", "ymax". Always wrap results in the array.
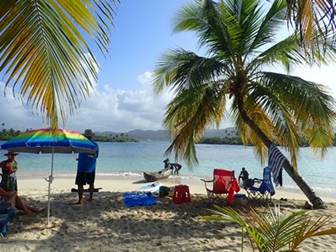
[
  {"xmin": 204, "ymin": 206, "xmax": 336, "ymax": 251},
  {"xmin": 153, "ymin": 49, "xmax": 230, "ymax": 94},
  {"xmin": 0, "ymin": 0, "xmax": 118, "ymax": 128},
  {"xmin": 258, "ymin": 72, "xmax": 335, "ymax": 154},
  {"xmin": 164, "ymin": 82, "xmax": 227, "ymax": 164},
  {"xmin": 248, "ymin": 0, "xmax": 287, "ymax": 55},
  {"xmin": 250, "ymin": 35, "xmax": 307, "ymax": 72}
]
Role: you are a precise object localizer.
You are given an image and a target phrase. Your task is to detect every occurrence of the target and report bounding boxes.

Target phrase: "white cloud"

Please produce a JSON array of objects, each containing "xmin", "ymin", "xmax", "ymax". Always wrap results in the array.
[
  {"xmin": 1, "ymin": 64, "xmax": 336, "ymax": 133},
  {"xmin": 0, "ymin": 72, "xmax": 172, "ymax": 132},
  {"xmin": 67, "ymin": 81, "xmax": 172, "ymax": 132},
  {"xmin": 0, "ymin": 82, "xmax": 47, "ymax": 130},
  {"xmin": 137, "ymin": 71, "xmax": 154, "ymax": 87}
]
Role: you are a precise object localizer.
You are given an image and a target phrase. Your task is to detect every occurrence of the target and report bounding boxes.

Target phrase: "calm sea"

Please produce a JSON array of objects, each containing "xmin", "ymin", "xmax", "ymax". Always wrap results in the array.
[{"xmin": 1, "ymin": 141, "xmax": 335, "ymax": 197}]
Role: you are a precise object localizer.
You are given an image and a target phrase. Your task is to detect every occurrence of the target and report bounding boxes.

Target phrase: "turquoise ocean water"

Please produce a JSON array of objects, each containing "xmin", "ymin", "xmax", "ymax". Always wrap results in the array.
[{"xmin": 1, "ymin": 141, "xmax": 335, "ymax": 198}]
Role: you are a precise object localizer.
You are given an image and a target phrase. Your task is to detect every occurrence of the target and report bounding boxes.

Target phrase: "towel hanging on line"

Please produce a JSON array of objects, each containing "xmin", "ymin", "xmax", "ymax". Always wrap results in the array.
[{"xmin": 268, "ymin": 145, "xmax": 286, "ymax": 186}]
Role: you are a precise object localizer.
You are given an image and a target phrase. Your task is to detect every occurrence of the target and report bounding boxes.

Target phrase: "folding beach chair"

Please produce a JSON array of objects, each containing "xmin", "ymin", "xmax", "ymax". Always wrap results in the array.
[
  {"xmin": 245, "ymin": 167, "xmax": 275, "ymax": 200},
  {"xmin": 201, "ymin": 169, "xmax": 240, "ymax": 205}
]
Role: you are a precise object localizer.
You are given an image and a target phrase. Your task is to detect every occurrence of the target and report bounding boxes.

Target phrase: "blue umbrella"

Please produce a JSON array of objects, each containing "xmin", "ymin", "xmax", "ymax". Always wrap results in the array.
[{"xmin": 1, "ymin": 128, "xmax": 98, "ymax": 225}]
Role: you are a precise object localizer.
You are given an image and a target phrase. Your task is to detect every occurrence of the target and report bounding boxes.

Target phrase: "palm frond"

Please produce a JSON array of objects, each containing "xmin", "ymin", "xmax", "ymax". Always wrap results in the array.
[
  {"xmin": 174, "ymin": 0, "xmax": 237, "ymax": 60},
  {"xmin": 258, "ymin": 72, "xmax": 335, "ymax": 155},
  {"xmin": 250, "ymin": 34, "xmax": 308, "ymax": 72},
  {"xmin": 215, "ymin": 0, "xmax": 260, "ymax": 56},
  {"xmin": 246, "ymin": 81, "xmax": 301, "ymax": 168},
  {"xmin": 204, "ymin": 206, "xmax": 336, "ymax": 251},
  {"xmin": 0, "ymin": 0, "xmax": 118, "ymax": 128},
  {"xmin": 164, "ymin": 82, "xmax": 227, "ymax": 165},
  {"xmin": 248, "ymin": 0, "xmax": 287, "ymax": 55},
  {"xmin": 0, "ymin": 0, "xmax": 16, "ymax": 17},
  {"xmin": 287, "ymin": 0, "xmax": 336, "ymax": 46},
  {"xmin": 154, "ymin": 49, "xmax": 230, "ymax": 93}
]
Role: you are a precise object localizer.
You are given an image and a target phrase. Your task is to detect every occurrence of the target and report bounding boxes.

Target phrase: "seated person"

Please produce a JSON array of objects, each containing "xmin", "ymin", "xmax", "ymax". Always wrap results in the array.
[
  {"xmin": 238, "ymin": 167, "xmax": 255, "ymax": 189},
  {"xmin": 239, "ymin": 167, "xmax": 249, "ymax": 182},
  {"xmin": 0, "ymin": 152, "xmax": 44, "ymax": 215},
  {"xmin": 0, "ymin": 187, "xmax": 16, "ymax": 208},
  {"xmin": 0, "ymin": 187, "xmax": 44, "ymax": 215}
]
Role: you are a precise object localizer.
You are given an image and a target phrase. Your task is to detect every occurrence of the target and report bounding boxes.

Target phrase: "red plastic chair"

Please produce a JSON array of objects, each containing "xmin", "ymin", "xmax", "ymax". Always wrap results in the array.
[
  {"xmin": 201, "ymin": 169, "xmax": 240, "ymax": 205},
  {"xmin": 173, "ymin": 185, "xmax": 191, "ymax": 204}
]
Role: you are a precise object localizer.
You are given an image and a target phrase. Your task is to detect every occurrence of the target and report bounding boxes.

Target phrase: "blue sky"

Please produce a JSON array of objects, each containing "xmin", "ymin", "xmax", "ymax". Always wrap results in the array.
[
  {"xmin": 0, "ymin": 0, "xmax": 336, "ymax": 132},
  {"xmin": 97, "ymin": 0, "xmax": 197, "ymax": 90}
]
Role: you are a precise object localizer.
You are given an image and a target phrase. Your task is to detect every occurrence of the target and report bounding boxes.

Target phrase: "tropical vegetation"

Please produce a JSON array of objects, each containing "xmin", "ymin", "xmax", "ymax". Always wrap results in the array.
[
  {"xmin": 0, "ymin": 0, "xmax": 118, "ymax": 129},
  {"xmin": 0, "ymin": 127, "xmax": 138, "ymax": 142},
  {"xmin": 153, "ymin": 0, "xmax": 336, "ymax": 208},
  {"xmin": 200, "ymin": 133, "xmax": 336, "ymax": 146},
  {"xmin": 204, "ymin": 206, "xmax": 336, "ymax": 252},
  {"xmin": 0, "ymin": 128, "xmax": 23, "ymax": 141},
  {"xmin": 84, "ymin": 129, "xmax": 138, "ymax": 143}
]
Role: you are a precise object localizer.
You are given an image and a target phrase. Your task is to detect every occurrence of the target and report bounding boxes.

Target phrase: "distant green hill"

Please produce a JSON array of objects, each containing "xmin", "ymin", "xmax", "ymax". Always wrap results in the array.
[
  {"xmin": 92, "ymin": 132, "xmax": 138, "ymax": 143},
  {"xmin": 2, "ymin": 127, "xmax": 335, "ymax": 146},
  {"xmin": 0, "ymin": 128, "xmax": 138, "ymax": 143},
  {"xmin": 124, "ymin": 128, "xmax": 239, "ymax": 141}
]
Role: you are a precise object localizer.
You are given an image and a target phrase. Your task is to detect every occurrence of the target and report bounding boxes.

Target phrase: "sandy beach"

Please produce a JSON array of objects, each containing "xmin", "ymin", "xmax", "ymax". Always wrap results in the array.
[{"xmin": 1, "ymin": 176, "xmax": 336, "ymax": 252}]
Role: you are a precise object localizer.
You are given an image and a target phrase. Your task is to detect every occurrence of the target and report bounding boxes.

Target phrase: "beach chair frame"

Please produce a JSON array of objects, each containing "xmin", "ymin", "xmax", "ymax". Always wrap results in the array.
[
  {"xmin": 201, "ymin": 169, "xmax": 239, "ymax": 205},
  {"xmin": 245, "ymin": 167, "xmax": 275, "ymax": 202},
  {"xmin": 246, "ymin": 184, "xmax": 272, "ymax": 201}
]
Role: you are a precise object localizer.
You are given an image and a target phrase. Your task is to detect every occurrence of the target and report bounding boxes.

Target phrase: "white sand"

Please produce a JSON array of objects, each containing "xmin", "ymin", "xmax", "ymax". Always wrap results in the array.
[
  {"xmin": 1, "ymin": 176, "xmax": 335, "ymax": 252},
  {"xmin": 17, "ymin": 175, "xmax": 336, "ymax": 202}
]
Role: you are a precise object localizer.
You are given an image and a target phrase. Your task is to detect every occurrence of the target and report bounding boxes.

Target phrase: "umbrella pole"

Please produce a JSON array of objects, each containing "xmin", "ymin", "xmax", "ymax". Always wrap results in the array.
[{"xmin": 47, "ymin": 147, "xmax": 55, "ymax": 226}]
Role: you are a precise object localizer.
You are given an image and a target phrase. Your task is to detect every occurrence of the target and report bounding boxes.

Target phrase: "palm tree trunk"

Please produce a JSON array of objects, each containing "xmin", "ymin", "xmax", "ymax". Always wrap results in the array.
[{"xmin": 237, "ymin": 97, "xmax": 325, "ymax": 209}]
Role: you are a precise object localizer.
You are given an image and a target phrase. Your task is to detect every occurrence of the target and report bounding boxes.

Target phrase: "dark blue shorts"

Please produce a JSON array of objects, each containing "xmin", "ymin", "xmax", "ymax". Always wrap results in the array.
[{"xmin": 75, "ymin": 172, "xmax": 95, "ymax": 185}]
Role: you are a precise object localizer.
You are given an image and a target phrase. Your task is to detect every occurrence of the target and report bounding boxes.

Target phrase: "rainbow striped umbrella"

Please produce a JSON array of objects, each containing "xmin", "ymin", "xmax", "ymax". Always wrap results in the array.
[
  {"xmin": 1, "ymin": 128, "xmax": 97, "ymax": 154},
  {"xmin": 1, "ymin": 128, "xmax": 98, "ymax": 225}
]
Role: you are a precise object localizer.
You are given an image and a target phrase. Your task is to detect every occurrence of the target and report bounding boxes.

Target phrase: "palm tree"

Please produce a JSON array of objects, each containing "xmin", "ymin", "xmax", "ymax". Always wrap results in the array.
[
  {"xmin": 154, "ymin": 0, "xmax": 336, "ymax": 208},
  {"xmin": 0, "ymin": 0, "xmax": 118, "ymax": 129}
]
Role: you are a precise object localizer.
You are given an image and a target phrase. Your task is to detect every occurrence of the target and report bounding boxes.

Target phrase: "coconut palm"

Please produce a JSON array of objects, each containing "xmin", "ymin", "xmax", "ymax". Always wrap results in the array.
[
  {"xmin": 154, "ymin": 0, "xmax": 336, "ymax": 208},
  {"xmin": 0, "ymin": 0, "xmax": 118, "ymax": 129},
  {"xmin": 204, "ymin": 206, "xmax": 336, "ymax": 251}
]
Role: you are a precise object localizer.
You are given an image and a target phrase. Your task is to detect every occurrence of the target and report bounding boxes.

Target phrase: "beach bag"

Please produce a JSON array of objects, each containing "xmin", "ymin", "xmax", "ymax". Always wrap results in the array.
[
  {"xmin": 123, "ymin": 192, "xmax": 157, "ymax": 207},
  {"xmin": 159, "ymin": 186, "xmax": 170, "ymax": 198}
]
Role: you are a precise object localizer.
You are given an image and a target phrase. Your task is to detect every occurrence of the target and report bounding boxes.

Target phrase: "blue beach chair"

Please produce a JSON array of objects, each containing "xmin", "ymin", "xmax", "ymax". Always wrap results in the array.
[{"xmin": 245, "ymin": 167, "xmax": 275, "ymax": 200}]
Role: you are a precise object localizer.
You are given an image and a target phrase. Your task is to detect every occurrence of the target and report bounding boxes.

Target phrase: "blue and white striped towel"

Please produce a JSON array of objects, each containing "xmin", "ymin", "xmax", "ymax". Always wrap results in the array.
[{"xmin": 268, "ymin": 145, "xmax": 285, "ymax": 186}]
